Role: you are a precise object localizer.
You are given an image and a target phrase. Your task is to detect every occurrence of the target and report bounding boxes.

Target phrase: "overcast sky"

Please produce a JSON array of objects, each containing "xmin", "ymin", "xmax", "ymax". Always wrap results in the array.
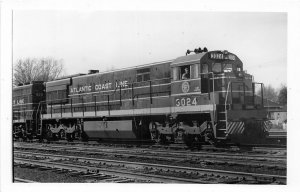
[{"xmin": 13, "ymin": 11, "xmax": 287, "ymax": 89}]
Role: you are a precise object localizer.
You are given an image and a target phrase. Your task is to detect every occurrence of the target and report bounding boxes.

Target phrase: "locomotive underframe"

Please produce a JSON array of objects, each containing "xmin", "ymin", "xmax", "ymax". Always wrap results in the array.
[
  {"xmin": 40, "ymin": 106, "xmax": 269, "ymax": 145},
  {"xmin": 13, "ymin": 119, "xmax": 38, "ymax": 140}
]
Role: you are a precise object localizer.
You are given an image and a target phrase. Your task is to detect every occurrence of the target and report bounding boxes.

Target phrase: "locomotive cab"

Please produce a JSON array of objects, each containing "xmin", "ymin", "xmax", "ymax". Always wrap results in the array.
[{"xmin": 169, "ymin": 50, "xmax": 269, "ymax": 144}]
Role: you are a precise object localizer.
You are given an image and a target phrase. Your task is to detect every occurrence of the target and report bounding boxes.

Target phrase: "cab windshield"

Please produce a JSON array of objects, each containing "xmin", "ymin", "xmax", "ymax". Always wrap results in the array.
[
  {"xmin": 223, "ymin": 64, "xmax": 233, "ymax": 72},
  {"xmin": 212, "ymin": 63, "xmax": 233, "ymax": 73},
  {"xmin": 212, "ymin": 63, "xmax": 222, "ymax": 73}
]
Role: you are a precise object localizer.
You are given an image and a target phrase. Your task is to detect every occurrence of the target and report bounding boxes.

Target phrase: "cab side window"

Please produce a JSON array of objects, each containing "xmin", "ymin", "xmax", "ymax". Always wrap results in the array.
[
  {"xmin": 180, "ymin": 65, "xmax": 190, "ymax": 80},
  {"xmin": 201, "ymin": 64, "xmax": 208, "ymax": 74}
]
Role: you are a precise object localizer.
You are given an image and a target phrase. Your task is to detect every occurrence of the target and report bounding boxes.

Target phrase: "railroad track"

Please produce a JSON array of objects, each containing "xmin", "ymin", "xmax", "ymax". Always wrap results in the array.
[
  {"xmin": 14, "ymin": 148, "xmax": 286, "ymax": 172},
  {"xmin": 14, "ymin": 139, "xmax": 287, "ymax": 151},
  {"xmin": 14, "ymin": 157, "xmax": 210, "ymax": 183},
  {"xmin": 15, "ymin": 141, "xmax": 287, "ymax": 156},
  {"xmin": 15, "ymin": 142, "xmax": 286, "ymax": 163},
  {"xmin": 14, "ymin": 142, "xmax": 286, "ymax": 182},
  {"xmin": 14, "ymin": 151, "xmax": 286, "ymax": 184}
]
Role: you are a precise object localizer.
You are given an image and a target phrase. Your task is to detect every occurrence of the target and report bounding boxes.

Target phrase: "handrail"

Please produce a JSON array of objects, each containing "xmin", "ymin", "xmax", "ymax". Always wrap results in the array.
[
  {"xmin": 12, "ymin": 102, "xmax": 40, "ymax": 106},
  {"xmin": 131, "ymin": 79, "xmax": 171, "ymax": 106},
  {"xmin": 132, "ymin": 77, "xmax": 171, "ymax": 85},
  {"xmin": 42, "ymin": 79, "xmax": 172, "ymax": 116},
  {"xmin": 225, "ymin": 81, "xmax": 231, "ymax": 113},
  {"xmin": 211, "ymin": 73, "xmax": 215, "ymax": 120},
  {"xmin": 35, "ymin": 101, "xmax": 41, "ymax": 133}
]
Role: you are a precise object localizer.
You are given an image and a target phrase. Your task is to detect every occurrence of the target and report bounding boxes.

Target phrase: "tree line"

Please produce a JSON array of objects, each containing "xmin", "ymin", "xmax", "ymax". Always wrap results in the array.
[
  {"xmin": 13, "ymin": 57, "xmax": 64, "ymax": 86},
  {"xmin": 257, "ymin": 84, "xmax": 287, "ymax": 105}
]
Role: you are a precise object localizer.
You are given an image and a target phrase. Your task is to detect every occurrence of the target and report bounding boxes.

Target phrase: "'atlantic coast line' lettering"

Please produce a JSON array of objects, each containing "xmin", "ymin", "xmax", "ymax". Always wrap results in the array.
[
  {"xmin": 13, "ymin": 99, "xmax": 25, "ymax": 105},
  {"xmin": 95, "ymin": 82, "xmax": 112, "ymax": 91},
  {"xmin": 70, "ymin": 80, "xmax": 128, "ymax": 94},
  {"xmin": 70, "ymin": 85, "xmax": 92, "ymax": 94}
]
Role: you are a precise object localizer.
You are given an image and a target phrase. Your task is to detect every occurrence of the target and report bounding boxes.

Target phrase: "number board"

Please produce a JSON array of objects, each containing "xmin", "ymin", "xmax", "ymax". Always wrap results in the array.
[
  {"xmin": 175, "ymin": 96, "xmax": 198, "ymax": 107},
  {"xmin": 210, "ymin": 53, "xmax": 235, "ymax": 60}
]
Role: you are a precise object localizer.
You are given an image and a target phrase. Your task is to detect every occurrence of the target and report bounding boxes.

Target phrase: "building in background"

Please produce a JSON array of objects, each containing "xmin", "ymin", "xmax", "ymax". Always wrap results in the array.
[{"xmin": 264, "ymin": 99, "xmax": 287, "ymax": 131}]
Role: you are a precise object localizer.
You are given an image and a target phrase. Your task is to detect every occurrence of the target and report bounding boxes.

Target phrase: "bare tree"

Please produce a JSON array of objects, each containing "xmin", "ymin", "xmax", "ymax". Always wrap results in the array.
[
  {"xmin": 13, "ymin": 57, "xmax": 64, "ymax": 85},
  {"xmin": 278, "ymin": 85, "xmax": 287, "ymax": 105},
  {"xmin": 257, "ymin": 84, "xmax": 278, "ymax": 102}
]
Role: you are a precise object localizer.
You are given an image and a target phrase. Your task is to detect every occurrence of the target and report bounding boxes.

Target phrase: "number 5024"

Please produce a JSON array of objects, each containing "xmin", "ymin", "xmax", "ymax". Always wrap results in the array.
[{"xmin": 175, "ymin": 97, "xmax": 197, "ymax": 107}]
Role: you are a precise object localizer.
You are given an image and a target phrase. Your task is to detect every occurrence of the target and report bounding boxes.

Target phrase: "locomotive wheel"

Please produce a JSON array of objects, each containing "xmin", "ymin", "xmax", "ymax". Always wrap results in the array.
[
  {"xmin": 22, "ymin": 136, "xmax": 27, "ymax": 142},
  {"xmin": 52, "ymin": 133, "xmax": 58, "ymax": 141},
  {"xmin": 80, "ymin": 131, "xmax": 89, "ymax": 142},
  {"xmin": 140, "ymin": 121, "xmax": 151, "ymax": 139},
  {"xmin": 15, "ymin": 131, "xmax": 25, "ymax": 141},
  {"xmin": 204, "ymin": 124, "xmax": 215, "ymax": 144},
  {"xmin": 159, "ymin": 134, "xmax": 167, "ymax": 144},
  {"xmin": 149, "ymin": 122, "xmax": 160, "ymax": 143},
  {"xmin": 38, "ymin": 137, "xmax": 44, "ymax": 143},
  {"xmin": 74, "ymin": 130, "xmax": 80, "ymax": 139},
  {"xmin": 183, "ymin": 134, "xmax": 203, "ymax": 148},
  {"xmin": 66, "ymin": 133, "xmax": 73, "ymax": 142},
  {"xmin": 26, "ymin": 133, "xmax": 33, "ymax": 141},
  {"xmin": 59, "ymin": 129, "xmax": 66, "ymax": 140},
  {"xmin": 183, "ymin": 134, "xmax": 193, "ymax": 147},
  {"xmin": 45, "ymin": 129, "xmax": 53, "ymax": 141}
]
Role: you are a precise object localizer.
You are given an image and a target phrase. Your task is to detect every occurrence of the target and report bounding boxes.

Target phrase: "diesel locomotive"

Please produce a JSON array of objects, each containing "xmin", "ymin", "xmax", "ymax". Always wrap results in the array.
[
  {"xmin": 13, "ymin": 48, "xmax": 269, "ymax": 145},
  {"xmin": 12, "ymin": 81, "xmax": 45, "ymax": 139}
]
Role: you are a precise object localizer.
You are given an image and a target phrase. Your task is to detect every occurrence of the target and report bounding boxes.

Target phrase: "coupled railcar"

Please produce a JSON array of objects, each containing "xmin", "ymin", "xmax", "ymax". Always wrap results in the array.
[
  {"xmin": 12, "ymin": 81, "xmax": 45, "ymax": 140},
  {"xmin": 38, "ymin": 49, "xmax": 269, "ymax": 145}
]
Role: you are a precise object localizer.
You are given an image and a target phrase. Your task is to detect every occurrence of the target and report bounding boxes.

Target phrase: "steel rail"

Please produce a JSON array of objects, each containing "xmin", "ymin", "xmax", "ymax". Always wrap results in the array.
[
  {"xmin": 14, "ymin": 151, "xmax": 286, "ymax": 183},
  {"xmin": 14, "ymin": 157, "xmax": 211, "ymax": 183},
  {"xmin": 14, "ymin": 143, "xmax": 286, "ymax": 162},
  {"xmin": 14, "ymin": 146, "xmax": 286, "ymax": 169},
  {"xmin": 14, "ymin": 137, "xmax": 287, "ymax": 149},
  {"xmin": 15, "ymin": 141, "xmax": 287, "ymax": 159},
  {"xmin": 15, "ymin": 140, "xmax": 287, "ymax": 150}
]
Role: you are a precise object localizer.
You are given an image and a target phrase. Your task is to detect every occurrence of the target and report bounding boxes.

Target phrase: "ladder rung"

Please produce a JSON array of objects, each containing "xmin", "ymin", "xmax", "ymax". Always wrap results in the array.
[
  {"xmin": 219, "ymin": 120, "xmax": 227, "ymax": 122},
  {"xmin": 217, "ymin": 129, "xmax": 227, "ymax": 131}
]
